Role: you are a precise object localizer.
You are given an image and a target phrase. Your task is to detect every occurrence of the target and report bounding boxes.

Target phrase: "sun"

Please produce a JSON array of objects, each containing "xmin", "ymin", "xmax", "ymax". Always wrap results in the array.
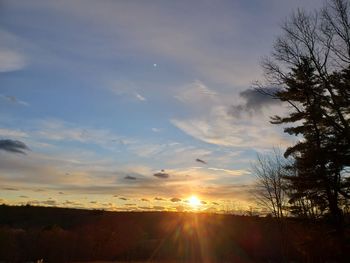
[{"xmin": 189, "ymin": 195, "xmax": 201, "ymax": 208}]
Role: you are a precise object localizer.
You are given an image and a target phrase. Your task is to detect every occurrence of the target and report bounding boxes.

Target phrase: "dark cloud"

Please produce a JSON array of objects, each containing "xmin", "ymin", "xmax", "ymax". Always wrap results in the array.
[
  {"xmin": 154, "ymin": 197, "xmax": 165, "ymax": 201},
  {"xmin": 196, "ymin": 158, "xmax": 207, "ymax": 164},
  {"xmin": 170, "ymin": 197, "xmax": 181, "ymax": 202},
  {"xmin": 124, "ymin": 175, "xmax": 137, "ymax": 180},
  {"xmin": 212, "ymin": 202, "xmax": 219, "ymax": 205},
  {"xmin": 90, "ymin": 201, "xmax": 97, "ymax": 204},
  {"xmin": 3, "ymin": 187, "xmax": 18, "ymax": 191},
  {"xmin": 0, "ymin": 139, "xmax": 29, "ymax": 154},
  {"xmin": 153, "ymin": 171, "xmax": 169, "ymax": 179},
  {"xmin": 19, "ymin": 195, "xmax": 28, "ymax": 198},
  {"xmin": 200, "ymin": 200, "xmax": 207, "ymax": 205},
  {"xmin": 125, "ymin": 203, "xmax": 136, "ymax": 206},
  {"xmin": 141, "ymin": 198, "xmax": 149, "ymax": 202},
  {"xmin": 119, "ymin": 197, "xmax": 128, "ymax": 200},
  {"xmin": 58, "ymin": 192, "xmax": 64, "ymax": 195},
  {"xmin": 229, "ymin": 87, "xmax": 280, "ymax": 117}
]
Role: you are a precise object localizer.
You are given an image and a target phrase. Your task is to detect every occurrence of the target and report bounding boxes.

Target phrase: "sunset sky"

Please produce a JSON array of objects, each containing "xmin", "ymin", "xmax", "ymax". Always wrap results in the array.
[{"xmin": 0, "ymin": 0, "xmax": 323, "ymax": 212}]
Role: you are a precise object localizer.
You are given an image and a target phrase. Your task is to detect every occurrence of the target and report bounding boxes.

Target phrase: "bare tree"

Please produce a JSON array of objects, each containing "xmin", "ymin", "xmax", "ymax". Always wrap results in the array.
[
  {"xmin": 251, "ymin": 149, "xmax": 290, "ymax": 218},
  {"xmin": 262, "ymin": 0, "xmax": 350, "ymax": 144}
]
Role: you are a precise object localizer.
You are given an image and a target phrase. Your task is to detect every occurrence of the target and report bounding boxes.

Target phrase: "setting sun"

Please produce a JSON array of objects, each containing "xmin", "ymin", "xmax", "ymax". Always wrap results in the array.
[{"xmin": 188, "ymin": 195, "xmax": 201, "ymax": 208}]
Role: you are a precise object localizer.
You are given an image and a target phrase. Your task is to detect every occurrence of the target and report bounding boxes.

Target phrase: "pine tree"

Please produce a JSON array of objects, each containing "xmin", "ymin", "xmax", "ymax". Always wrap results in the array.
[{"xmin": 270, "ymin": 58, "xmax": 349, "ymax": 231}]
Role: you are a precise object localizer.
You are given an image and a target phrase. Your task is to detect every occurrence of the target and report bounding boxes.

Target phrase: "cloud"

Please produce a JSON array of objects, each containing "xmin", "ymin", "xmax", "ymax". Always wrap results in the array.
[
  {"xmin": 108, "ymin": 80, "xmax": 148, "ymax": 102},
  {"xmin": 170, "ymin": 197, "xmax": 181, "ymax": 202},
  {"xmin": 171, "ymin": 105, "xmax": 291, "ymax": 149},
  {"xmin": 212, "ymin": 202, "xmax": 219, "ymax": 205},
  {"xmin": 153, "ymin": 206, "xmax": 165, "ymax": 210},
  {"xmin": 0, "ymin": 49, "xmax": 27, "ymax": 72},
  {"xmin": 175, "ymin": 80, "xmax": 217, "ymax": 105},
  {"xmin": 138, "ymin": 206, "xmax": 152, "ymax": 210},
  {"xmin": 0, "ymin": 139, "xmax": 29, "ymax": 154},
  {"xmin": 207, "ymin": 167, "xmax": 248, "ymax": 176},
  {"xmin": 175, "ymin": 205, "xmax": 184, "ymax": 212},
  {"xmin": 0, "ymin": 95, "xmax": 29, "ymax": 106},
  {"xmin": 63, "ymin": 200, "xmax": 82, "ymax": 206},
  {"xmin": 141, "ymin": 198, "xmax": 149, "ymax": 202},
  {"xmin": 229, "ymin": 88, "xmax": 280, "ymax": 118},
  {"xmin": 27, "ymin": 199, "xmax": 57, "ymax": 206},
  {"xmin": 200, "ymin": 200, "xmax": 207, "ymax": 205},
  {"xmin": 42, "ymin": 200, "xmax": 57, "ymax": 206},
  {"xmin": 3, "ymin": 187, "xmax": 19, "ymax": 191},
  {"xmin": 171, "ymin": 80, "xmax": 292, "ymax": 150},
  {"xmin": 124, "ymin": 175, "xmax": 137, "ymax": 180},
  {"xmin": 0, "ymin": 128, "xmax": 28, "ymax": 139},
  {"xmin": 153, "ymin": 171, "xmax": 169, "ymax": 179},
  {"xmin": 196, "ymin": 158, "xmax": 207, "ymax": 165},
  {"xmin": 154, "ymin": 197, "xmax": 165, "ymax": 201},
  {"xmin": 33, "ymin": 1, "xmax": 262, "ymax": 86},
  {"xmin": 134, "ymin": 92, "xmax": 146, "ymax": 101},
  {"xmin": 33, "ymin": 189, "xmax": 45, "ymax": 192},
  {"xmin": 119, "ymin": 197, "xmax": 128, "ymax": 201}
]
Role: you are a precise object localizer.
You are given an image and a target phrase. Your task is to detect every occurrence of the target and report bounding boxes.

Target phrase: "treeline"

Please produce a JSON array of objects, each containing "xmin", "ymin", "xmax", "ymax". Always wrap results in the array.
[
  {"xmin": 0, "ymin": 205, "xmax": 345, "ymax": 262},
  {"xmin": 253, "ymin": 0, "xmax": 350, "ymax": 233}
]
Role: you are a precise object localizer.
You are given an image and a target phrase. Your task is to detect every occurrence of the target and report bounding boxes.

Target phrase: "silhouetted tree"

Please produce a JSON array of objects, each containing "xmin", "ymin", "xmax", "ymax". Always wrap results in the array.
[
  {"xmin": 259, "ymin": 0, "xmax": 350, "ymax": 231},
  {"xmin": 252, "ymin": 149, "xmax": 290, "ymax": 218}
]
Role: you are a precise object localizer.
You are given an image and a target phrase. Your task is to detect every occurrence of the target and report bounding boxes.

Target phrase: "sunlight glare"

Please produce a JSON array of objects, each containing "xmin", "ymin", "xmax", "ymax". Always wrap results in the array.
[{"xmin": 189, "ymin": 195, "xmax": 201, "ymax": 208}]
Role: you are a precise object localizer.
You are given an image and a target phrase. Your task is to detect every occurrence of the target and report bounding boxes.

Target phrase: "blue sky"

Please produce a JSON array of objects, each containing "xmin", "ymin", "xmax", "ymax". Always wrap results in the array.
[{"xmin": 0, "ymin": 0, "xmax": 323, "ymax": 212}]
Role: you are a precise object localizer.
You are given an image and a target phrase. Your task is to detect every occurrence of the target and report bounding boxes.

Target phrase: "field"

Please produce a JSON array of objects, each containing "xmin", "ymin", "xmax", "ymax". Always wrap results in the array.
[{"xmin": 0, "ymin": 205, "xmax": 348, "ymax": 262}]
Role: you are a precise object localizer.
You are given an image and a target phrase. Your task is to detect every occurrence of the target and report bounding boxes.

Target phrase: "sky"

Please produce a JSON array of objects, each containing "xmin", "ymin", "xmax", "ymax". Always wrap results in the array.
[{"xmin": 0, "ymin": 0, "xmax": 323, "ymax": 213}]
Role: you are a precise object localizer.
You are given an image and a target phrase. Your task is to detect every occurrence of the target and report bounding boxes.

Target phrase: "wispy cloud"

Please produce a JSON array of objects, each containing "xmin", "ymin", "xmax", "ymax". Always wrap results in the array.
[
  {"xmin": 171, "ymin": 81, "xmax": 292, "ymax": 149},
  {"xmin": 0, "ymin": 128, "xmax": 28, "ymax": 139},
  {"xmin": 134, "ymin": 92, "xmax": 146, "ymax": 101},
  {"xmin": 0, "ymin": 49, "xmax": 26, "ymax": 72},
  {"xmin": 0, "ymin": 94, "xmax": 29, "ymax": 106},
  {"xmin": 207, "ymin": 167, "xmax": 248, "ymax": 176},
  {"xmin": 0, "ymin": 29, "xmax": 29, "ymax": 72}
]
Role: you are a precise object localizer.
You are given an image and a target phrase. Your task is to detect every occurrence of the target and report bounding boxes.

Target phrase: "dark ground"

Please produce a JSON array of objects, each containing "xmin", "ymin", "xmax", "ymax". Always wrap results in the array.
[{"xmin": 0, "ymin": 204, "xmax": 349, "ymax": 262}]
